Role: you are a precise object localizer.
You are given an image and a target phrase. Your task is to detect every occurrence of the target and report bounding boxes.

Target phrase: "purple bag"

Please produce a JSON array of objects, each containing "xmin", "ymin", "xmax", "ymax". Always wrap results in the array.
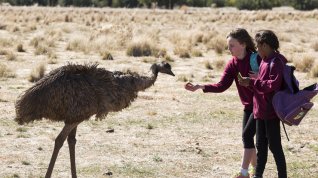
[{"xmin": 271, "ymin": 58, "xmax": 318, "ymax": 126}]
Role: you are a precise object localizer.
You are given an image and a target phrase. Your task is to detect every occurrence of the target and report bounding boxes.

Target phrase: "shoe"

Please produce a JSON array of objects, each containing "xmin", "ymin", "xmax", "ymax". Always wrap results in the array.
[
  {"xmin": 249, "ymin": 166, "xmax": 256, "ymax": 177},
  {"xmin": 232, "ymin": 172, "xmax": 250, "ymax": 178}
]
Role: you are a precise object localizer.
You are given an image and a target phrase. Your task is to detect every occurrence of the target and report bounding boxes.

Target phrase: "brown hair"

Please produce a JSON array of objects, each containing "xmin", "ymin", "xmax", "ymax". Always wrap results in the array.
[{"xmin": 227, "ymin": 28, "xmax": 256, "ymax": 53}]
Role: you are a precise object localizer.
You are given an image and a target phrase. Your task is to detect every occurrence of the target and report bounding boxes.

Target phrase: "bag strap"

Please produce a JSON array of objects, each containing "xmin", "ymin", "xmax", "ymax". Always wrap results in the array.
[
  {"xmin": 250, "ymin": 52, "xmax": 259, "ymax": 73},
  {"xmin": 282, "ymin": 122, "xmax": 290, "ymax": 141},
  {"xmin": 269, "ymin": 57, "xmax": 290, "ymax": 141}
]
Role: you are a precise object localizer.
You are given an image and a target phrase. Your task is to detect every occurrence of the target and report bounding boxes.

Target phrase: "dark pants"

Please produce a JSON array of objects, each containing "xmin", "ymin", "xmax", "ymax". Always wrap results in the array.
[
  {"xmin": 242, "ymin": 110, "xmax": 256, "ymax": 149},
  {"xmin": 255, "ymin": 119, "xmax": 287, "ymax": 178}
]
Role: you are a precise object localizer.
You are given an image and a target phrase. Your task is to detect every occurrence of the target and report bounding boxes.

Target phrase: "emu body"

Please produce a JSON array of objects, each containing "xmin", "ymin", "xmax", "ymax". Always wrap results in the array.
[{"xmin": 15, "ymin": 62, "xmax": 174, "ymax": 178}]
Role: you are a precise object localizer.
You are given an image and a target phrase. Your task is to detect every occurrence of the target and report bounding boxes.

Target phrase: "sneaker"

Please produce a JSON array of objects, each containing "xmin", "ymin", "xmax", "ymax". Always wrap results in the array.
[
  {"xmin": 249, "ymin": 166, "xmax": 256, "ymax": 177},
  {"xmin": 232, "ymin": 172, "xmax": 250, "ymax": 178}
]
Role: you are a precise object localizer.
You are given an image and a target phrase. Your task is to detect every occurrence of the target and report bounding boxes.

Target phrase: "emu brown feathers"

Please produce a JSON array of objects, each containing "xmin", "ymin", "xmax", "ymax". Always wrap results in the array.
[{"xmin": 14, "ymin": 61, "xmax": 174, "ymax": 178}]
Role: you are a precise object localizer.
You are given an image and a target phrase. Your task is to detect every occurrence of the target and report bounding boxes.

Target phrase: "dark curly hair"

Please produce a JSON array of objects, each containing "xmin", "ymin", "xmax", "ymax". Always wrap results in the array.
[
  {"xmin": 227, "ymin": 28, "xmax": 256, "ymax": 53},
  {"xmin": 255, "ymin": 30, "xmax": 280, "ymax": 53}
]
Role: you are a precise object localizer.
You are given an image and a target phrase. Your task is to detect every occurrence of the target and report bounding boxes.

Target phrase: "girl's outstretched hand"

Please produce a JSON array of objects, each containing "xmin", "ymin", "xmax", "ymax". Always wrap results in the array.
[{"xmin": 184, "ymin": 82, "xmax": 203, "ymax": 92}]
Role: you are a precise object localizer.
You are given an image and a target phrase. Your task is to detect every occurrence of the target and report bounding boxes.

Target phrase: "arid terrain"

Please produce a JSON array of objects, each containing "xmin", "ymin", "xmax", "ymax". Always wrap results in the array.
[{"xmin": 0, "ymin": 6, "xmax": 318, "ymax": 178}]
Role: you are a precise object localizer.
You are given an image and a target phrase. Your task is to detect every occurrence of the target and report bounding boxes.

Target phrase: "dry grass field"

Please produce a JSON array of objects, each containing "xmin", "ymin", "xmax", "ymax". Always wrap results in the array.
[{"xmin": 0, "ymin": 5, "xmax": 318, "ymax": 178}]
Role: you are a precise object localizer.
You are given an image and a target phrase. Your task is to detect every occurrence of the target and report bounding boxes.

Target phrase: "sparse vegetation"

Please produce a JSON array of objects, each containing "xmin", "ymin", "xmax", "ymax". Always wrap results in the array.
[
  {"xmin": 212, "ymin": 59, "xmax": 226, "ymax": 70},
  {"xmin": 310, "ymin": 64, "xmax": 318, "ymax": 78},
  {"xmin": 28, "ymin": 63, "xmax": 46, "ymax": 82},
  {"xmin": 21, "ymin": 161, "xmax": 31, "ymax": 165},
  {"xmin": 100, "ymin": 50, "xmax": 113, "ymax": 60},
  {"xmin": 174, "ymin": 46, "xmax": 191, "ymax": 58},
  {"xmin": 0, "ymin": 6, "xmax": 318, "ymax": 178},
  {"xmin": 126, "ymin": 41, "xmax": 159, "ymax": 57},
  {"xmin": 5, "ymin": 51, "xmax": 17, "ymax": 61},
  {"xmin": 17, "ymin": 44, "xmax": 25, "ymax": 52},
  {"xmin": 312, "ymin": 41, "xmax": 318, "ymax": 51},
  {"xmin": 0, "ymin": 63, "xmax": 15, "ymax": 78},
  {"xmin": 204, "ymin": 60, "xmax": 213, "ymax": 70},
  {"xmin": 191, "ymin": 49, "xmax": 203, "ymax": 57},
  {"xmin": 294, "ymin": 55, "xmax": 315, "ymax": 72},
  {"xmin": 206, "ymin": 35, "xmax": 227, "ymax": 54},
  {"xmin": 146, "ymin": 123, "xmax": 154, "ymax": 129}
]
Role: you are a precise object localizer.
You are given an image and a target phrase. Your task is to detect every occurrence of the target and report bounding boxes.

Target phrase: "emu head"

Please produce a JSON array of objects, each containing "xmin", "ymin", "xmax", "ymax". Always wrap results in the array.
[{"xmin": 151, "ymin": 62, "xmax": 175, "ymax": 76}]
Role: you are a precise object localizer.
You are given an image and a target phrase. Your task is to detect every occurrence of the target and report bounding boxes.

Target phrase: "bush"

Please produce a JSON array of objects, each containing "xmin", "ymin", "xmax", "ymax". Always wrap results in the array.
[
  {"xmin": 29, "ymin": 64, "xmax": 46, "ymax": 82},
  {"xmin": 310, "ymin": 64, "xmax": 318, "ymax": 78},
  {"xmin": 235, "ymin": 0, "xmax": 274, "ymax": 10},
  {"xmin": 0, "ymin": 63, "xmax": 15, "ymax": 78},
  {"xmin": 294, "ymin": 55, "xmax": 315, "ymax": 72},
  {"xmin": 126, "ymin": 41, "xmax": 159, "ymax": 57}
]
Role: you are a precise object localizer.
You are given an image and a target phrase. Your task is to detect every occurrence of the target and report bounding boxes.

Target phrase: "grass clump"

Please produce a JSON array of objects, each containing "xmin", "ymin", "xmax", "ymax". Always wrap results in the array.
[
  {"xmin": 0, "ymin": 63, "xmax": 15, "ymax": 78},
  {"xmin": 174, "ymin": 46, "xmax": 191, "ymax": 58},
  {"xmin": 146, "ymin": 123, "xmax": 154, "ymax": 130},
  {"xmin": 66, "ymin": 37, "xmax": 90, "ymax": 54},
  {"xmin": 310, "ymin": 64, "xmax": 318, "ymax": 78},
  {"xmin": 6, "ymin": 51, "xmax": 17, "ymax": 61},
  {"xmin": 212, "ymin": 59, "xmax": 225, "ymax": 70},
  {"xmin": 294, "ymin": 55, "xmax": 315, "ymax": 72},
  {"xmin": 207, "ymin": 36, "xmax": 227, "ymax": 54},
  {"xmin": 126, "ymin": 41, "xmax": 159, "ymax": 57},
  {"xmin": 28, "ymin": 64, "xmax": 46, "ymax": 82},
  {"xmin": 191, "ymin": 49, "xmax": 203, "ymax": 57},
  {"xmin": 100, "ymin": 50, "xmax": 113, "ymax": 60},
  {"xmin": 17, "ymin": 44, "xmax": 25, "ymax": 52},
  {"xmin": 204, "ymin": 60, "xmax": 213, "ymax": 70},
  {"xmin": 16, "ymin": 127, "xmax": 28, "ymax": 132},
  {"xmin": 312, "ymin": 41, "xmax": 318, "ymax": 51},
  {"xmin": 34, "ymin": 44, "xmax": 50, "ymax": 55},
  {"xmin": 21, "ymin": 161, "xmax": 31, "ymax": 165}
]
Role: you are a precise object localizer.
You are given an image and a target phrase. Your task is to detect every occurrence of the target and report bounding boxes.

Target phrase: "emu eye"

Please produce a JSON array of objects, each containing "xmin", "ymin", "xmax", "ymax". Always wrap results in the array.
[{"xmin": 163, "ymin": 63, "xmax": 171, "ymax": 69}]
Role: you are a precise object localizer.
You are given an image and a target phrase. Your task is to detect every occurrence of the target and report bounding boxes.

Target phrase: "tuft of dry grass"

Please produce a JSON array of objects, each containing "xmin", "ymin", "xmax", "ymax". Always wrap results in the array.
[
  {"xmin": 312, "ymin": 41, "xmax": 318, "ymax": 51},
  {"xmin": 0, "ymin": 37, "xmax": 14, "ymax": 47},
  {"xmin": 6, "ymin": 51, "xmax": 17, "ymax": 61},
  {"xmin": 177, "ymin": 74, "xmax": 191, "ymax": 82},
  {"xmin": 192, "ymin": 32, "xmax": 204, "ymax": 44},
  {"xmin": 17, "ymin": 44, "xmax": 25, "ymax": 52},
  {"xmin": 174, "ymin": 46, "xmax": 191, "ymax": 58},
  {"xmin": 204, "ymin": 60, "xmax": 213, "ymax": 70},
  {"xmin": 293, "ymin": 55, "xmax": 315, "ymax": 72},
  {"xmin": 191, "ymin": 49, "xmax": 203, "ymax": 57},
  {"xmin": 163, "ymin": 55, "xmax": 174, "ymax": 62},
  {"xmin": 212, "ymin": 59, "xmax": 226, "ymax": 70},
  {"xmin": 28, "ymin": 63, "xmax": 46, "ymax": 82},
  {"xmin": 0, "ymin": 63, "xmax": 15, "ymax": 78},
  {"xmin": 206, "ymin": 35, "xmax": 227, "ymax": 54},
  {"xmin": 66, "ymin": 37, "xmax": 90, "ymax": 54},
  {"xmin": 100, "ymin": 50, "xmax": 114, "ymax": 60},
  {"xmin": 34, "ymin": 44, "xmax": 50, "ymax": 55},
  {"xmin": 310, "ymin": 64, "xmax": 318, "ymax": 78},
  {"xmin": 0, "ymin": 49, "xmax": 8, "ymax": 55},
  {"xmin": 126, "ymin": 41, "xmax": 159, "ymax": 57}
]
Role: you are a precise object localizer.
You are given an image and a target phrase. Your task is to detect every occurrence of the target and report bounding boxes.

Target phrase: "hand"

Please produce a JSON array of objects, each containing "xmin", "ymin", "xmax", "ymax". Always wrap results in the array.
[
  {"xmin": 249, "ymin": 71, "xmax": 258, "ymax": 79},
  {"xmin": 184, "ymin": 82, "xmax": 203, "ymax": 92},
  {"xmin": 238, "ymin": 77, "xmax": 250, "ymax": 87}
]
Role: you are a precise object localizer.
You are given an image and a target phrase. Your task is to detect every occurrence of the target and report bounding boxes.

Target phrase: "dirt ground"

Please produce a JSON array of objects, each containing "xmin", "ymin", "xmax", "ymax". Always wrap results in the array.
[{"xmin": 0, "ymin": 6, "xmax": 318, "ymax": 178}]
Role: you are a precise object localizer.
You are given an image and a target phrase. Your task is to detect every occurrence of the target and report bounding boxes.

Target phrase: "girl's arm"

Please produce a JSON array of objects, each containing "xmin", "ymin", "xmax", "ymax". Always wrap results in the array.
[
  {"xmin": 202, "ymin": 61, "xmax": 235, "ymax": 93},
  {"xmin": 250, "ymin": 59, "xmax": 284, "ymax": 93}
]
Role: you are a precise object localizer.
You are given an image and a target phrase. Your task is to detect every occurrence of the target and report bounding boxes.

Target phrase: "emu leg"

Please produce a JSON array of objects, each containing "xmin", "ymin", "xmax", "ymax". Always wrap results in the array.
[
  {"xmin": 67, "ymin": 126, "xmax": 78, "ymax": 178},
  {"xmin": 45, "ymin": 123, "xmax": 79, "ymax": 178}
]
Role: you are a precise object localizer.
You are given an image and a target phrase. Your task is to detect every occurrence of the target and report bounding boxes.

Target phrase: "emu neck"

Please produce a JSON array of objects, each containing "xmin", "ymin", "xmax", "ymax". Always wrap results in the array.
[{"xmin": 136, "ymin": 72, "xmax": 158, "ymax": 92}]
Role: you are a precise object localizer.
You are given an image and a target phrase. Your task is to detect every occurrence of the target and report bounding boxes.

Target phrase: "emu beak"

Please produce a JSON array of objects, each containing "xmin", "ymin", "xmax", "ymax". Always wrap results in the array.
[{"xmin": 167, "ymin": 70, "xmax": 175, "ymax": 76}]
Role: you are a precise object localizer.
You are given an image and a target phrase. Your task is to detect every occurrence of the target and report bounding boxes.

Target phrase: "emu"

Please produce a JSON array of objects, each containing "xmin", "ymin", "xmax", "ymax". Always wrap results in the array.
[{"xmin": 15, "ymin": 61, "xmax": 174, "ymax": 178}]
